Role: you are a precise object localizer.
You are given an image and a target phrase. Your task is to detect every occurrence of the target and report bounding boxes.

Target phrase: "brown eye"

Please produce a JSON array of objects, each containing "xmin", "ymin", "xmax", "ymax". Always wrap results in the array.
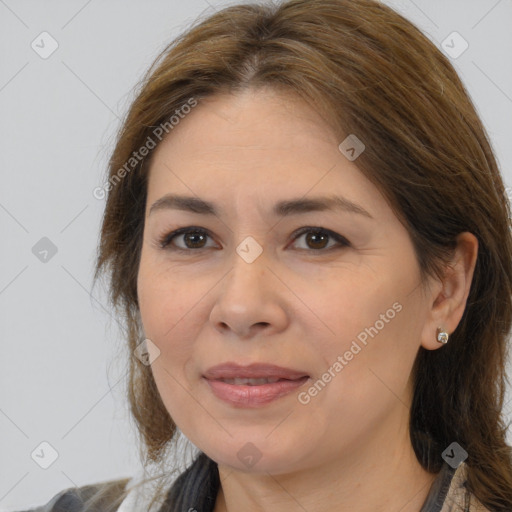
[
  {"xmin": 182, "ymin": 231, "xmax": 208, "ymax": 249},
  {"xmin": 304, "ymin": 231, "xmax": 329, "ymax": 249},
  {"xmin": 159, "ymin": 227, "xmax": 214, "ymax": 250},
  {"xmin": 158, "ymin": 226, "xmax": 350, "ymax": 253},
  {"xmin": 292, "ymin": 227, "xmax": 350, "ymax": 251}
]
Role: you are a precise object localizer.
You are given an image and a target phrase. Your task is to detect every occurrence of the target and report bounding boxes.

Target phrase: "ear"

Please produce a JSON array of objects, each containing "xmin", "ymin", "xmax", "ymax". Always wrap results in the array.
[{"xmin": 420, "ymin": 232, "xmax": 479, "ymax": 350}]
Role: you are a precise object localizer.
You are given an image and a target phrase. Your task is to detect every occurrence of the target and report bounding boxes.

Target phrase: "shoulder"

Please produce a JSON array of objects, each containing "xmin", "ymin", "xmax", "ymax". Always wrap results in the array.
[
  {"xmin": 14, "ymin": 477, "xmax": 131, "ymax": 512},
  {"xmin": 441, "ymin": 462, "xmax": 492, "ymax": 512}
]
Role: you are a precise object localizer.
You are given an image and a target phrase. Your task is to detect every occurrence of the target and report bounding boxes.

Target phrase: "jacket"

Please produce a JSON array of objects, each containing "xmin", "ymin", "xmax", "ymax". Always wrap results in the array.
[{"xmin": 14, "ymin": 452, "xmax": 491, "ymax": 512}]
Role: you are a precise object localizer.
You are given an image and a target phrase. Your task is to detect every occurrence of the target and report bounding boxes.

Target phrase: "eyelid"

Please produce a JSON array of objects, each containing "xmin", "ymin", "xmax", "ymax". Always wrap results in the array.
[
  {"xmin": 157, "ymin": 226, "xmax": 350, "ymax": 251},
  {"xmin": 290, "ymin": 226, "xmax": 351, "ymax": 250},
  {"xmin": 158, "ymin": 226, "xmax": 214, "ymax": 249}
]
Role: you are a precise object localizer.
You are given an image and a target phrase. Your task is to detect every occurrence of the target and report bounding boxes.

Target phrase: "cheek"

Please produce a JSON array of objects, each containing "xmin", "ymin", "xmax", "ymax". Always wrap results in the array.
[
  {"xmin": 308, "ymin": 271, "xmax": 401, "ymax": 343},
  {"xmin": 311, "ymin": 270, "xmax": 422, "ymax": 392},
  {"xmin": 138, "ymin": 268, "xmax": 200, "ymax": 420},
  {"xmin": 137, "ymin": 260, "xmax": 211, "ymax": 384},
  {"xmin": 138, "ymin": 255, "xmax": 191, "ymax": 337}
]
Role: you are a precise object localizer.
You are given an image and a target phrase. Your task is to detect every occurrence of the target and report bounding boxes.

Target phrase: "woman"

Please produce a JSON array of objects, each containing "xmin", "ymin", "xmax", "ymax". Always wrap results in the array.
[{"xmin": 20, "ymin": 0, "xmax": 512, "ymax": 510}]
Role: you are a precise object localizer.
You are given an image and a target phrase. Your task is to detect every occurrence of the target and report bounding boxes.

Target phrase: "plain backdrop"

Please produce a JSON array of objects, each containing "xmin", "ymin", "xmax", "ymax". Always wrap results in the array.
[{"xmin": 1, "ymin": 0, "xmax": 511, "ymax": 510}]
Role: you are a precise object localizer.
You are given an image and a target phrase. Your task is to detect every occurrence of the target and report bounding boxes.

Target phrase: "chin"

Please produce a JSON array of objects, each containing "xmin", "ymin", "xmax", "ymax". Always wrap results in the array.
[{"xmin": 201, "ymin": 435, "xmax": 313, "ymax": 475}]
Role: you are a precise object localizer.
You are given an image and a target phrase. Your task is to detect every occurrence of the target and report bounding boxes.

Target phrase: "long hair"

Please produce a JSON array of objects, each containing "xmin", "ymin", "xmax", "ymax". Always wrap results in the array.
[{"xmin": 93, "ymin": 0, "xmax": 512, "ymax": 509}]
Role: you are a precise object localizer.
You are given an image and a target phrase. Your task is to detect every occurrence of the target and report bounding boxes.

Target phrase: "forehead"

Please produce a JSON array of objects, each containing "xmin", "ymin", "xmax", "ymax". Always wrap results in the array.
[
  {"xmin": 145, "ymin": 88, "xmax": 388, "ymax": 221},
  {"xmin": 150, "ymin": 87, "xmax": 337, "ymax": 164}
]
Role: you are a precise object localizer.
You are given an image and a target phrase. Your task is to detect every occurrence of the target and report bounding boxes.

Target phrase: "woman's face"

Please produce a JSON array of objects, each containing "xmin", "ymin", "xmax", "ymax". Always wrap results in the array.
[{"xmin": 137, "ymin": 87, "xmax": 438, "ymax": 474}]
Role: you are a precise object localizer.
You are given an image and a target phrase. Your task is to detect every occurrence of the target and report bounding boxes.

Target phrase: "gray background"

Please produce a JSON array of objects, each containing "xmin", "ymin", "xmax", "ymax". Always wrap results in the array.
[{"xmin": 1, "ymin": 0, "xmax": 511, "ymax": 510}]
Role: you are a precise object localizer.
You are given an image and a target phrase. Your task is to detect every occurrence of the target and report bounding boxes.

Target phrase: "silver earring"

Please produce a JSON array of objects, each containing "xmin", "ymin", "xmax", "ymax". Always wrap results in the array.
[{"xmin": 437, "ymin": 328, "xmax": 449, "ymax": 344}]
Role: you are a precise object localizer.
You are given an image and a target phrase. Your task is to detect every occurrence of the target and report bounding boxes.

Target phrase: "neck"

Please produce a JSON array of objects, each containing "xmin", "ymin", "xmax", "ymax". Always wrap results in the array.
[{"xmin": 213, "ymin": 426, "xmax": 437, "ymax": 512}]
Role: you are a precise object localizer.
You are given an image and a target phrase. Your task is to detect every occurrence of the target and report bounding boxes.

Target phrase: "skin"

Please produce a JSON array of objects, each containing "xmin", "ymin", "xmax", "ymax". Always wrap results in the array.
[{"xmin": 136, "ymin": 86, "xmax": 478, "ymax": 512}]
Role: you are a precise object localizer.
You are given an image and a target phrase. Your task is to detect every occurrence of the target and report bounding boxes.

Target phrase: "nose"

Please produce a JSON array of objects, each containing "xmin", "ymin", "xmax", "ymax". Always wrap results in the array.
[{"xmin": 209, "ymin": 245, "xmax": 289, "ymax": 339}]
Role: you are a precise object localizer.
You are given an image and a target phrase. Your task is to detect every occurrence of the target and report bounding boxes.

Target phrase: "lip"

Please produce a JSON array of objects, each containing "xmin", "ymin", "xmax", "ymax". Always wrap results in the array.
[
  {"xmin": 203, "ymin": 362, "xmax": 309, "ymax": 380},
  {"xmin": 202, "ymin": 362, "xmax": 310, "ymax": 407}
]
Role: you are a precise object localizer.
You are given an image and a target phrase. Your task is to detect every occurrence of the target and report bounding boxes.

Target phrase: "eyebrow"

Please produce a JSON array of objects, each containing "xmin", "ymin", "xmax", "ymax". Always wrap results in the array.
[{"xmin": 148, "ymin": 193, "xmax": 373, "ymax": 219}]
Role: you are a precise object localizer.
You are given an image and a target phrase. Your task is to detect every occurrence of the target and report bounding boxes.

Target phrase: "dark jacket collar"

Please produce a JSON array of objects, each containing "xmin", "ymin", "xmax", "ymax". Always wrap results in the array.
[{"xmin": 158, "ymin": 452, "xmax": 219, "ymax": 512}]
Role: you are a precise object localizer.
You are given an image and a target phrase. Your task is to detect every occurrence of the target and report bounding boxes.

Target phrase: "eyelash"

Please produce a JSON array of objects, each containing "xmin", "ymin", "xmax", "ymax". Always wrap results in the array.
[{"xmin": 157, "ymin": 226, "xmax": 350, "ymax": 253}]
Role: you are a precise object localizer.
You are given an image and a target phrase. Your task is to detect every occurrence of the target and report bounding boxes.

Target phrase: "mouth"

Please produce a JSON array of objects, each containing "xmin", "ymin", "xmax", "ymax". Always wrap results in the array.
[
  {"xmin": 202, "ymin": 362, "xmax": 310, "ymax": 407},
  {"xmin": 216, "ymin": 377, "xmax": 296, "ymax": 385},
  {"xmin": 203, "ymin": 362, "xmax": 310, "ymax": 380}
]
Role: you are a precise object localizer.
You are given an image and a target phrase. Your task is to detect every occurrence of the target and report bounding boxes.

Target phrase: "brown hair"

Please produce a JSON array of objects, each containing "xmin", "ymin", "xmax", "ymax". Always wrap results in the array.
[{"xmin": 93, "ymin": 0, "xmax": 512, "ymax": 509}]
